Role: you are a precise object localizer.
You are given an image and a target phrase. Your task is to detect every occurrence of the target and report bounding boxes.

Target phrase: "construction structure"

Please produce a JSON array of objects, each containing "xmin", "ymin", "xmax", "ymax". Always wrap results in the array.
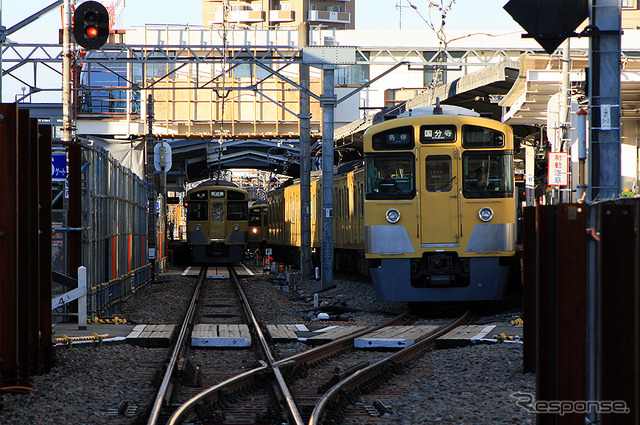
[{"xmin": 202, "ymin": 0, "xmax": 355, "ymax": 30}]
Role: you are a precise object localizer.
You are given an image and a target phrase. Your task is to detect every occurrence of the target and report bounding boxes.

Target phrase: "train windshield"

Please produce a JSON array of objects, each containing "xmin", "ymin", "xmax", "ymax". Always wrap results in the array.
[
  {"xmin": 365, "ymin": 154, "xmax": 415, "ymax": 200},
  {"xmin": 462, "ymin": 152, "xmax": 513, "ymax": 198},
  {"xmin": 249, "ymin": 211, "xmax": 262, "ymax": 226},
  {"xmin": 187, "ymin": 201, "xmax": 208, "ymax": 220},
  {"xmin": 228, "ymin": 202, "xmax": 248, "ymax": 221}
]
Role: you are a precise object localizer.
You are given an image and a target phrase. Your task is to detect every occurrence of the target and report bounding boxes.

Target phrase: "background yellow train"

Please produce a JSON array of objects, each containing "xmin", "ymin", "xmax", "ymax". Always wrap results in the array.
[
  {"xmin": 185, "ymin": 180, "xmax": 249, "ymax": 264},
  {"xmin": 266, "ymin": 161, "xmax": 367, "ymax": 274}
]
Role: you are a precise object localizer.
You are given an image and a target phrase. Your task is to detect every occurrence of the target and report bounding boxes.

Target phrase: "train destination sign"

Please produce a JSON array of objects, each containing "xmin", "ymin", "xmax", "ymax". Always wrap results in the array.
[{"xmin": 420, "ymin": 125, "xmax": 456, "ymax": 143}]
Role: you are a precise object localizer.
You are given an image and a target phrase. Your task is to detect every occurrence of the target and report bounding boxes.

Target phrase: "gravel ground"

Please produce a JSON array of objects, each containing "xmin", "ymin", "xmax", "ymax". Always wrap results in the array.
[{"xmin": 0, "ymin": 266, "xmax": 534, "ymax": 424}]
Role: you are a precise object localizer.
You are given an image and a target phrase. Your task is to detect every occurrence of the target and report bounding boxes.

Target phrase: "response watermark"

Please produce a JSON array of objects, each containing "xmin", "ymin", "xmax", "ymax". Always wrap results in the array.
[{"xmin": 511, "ymin": 392, "xmax": 630, "ymax": 416}]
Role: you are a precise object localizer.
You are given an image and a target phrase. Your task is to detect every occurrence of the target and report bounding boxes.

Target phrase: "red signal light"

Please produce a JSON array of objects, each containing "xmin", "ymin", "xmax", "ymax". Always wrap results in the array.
[{"xmin": 85, "ymin": 26, "xmax": 99, "ymax": 37}]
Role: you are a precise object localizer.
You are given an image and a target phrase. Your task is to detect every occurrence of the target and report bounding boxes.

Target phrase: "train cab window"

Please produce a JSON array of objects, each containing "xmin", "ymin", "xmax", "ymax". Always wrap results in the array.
[
  {"xmin": 462, "ymin": 125, "xmax": 505, "ymax": 148},
  {"xmin": 425, "ymin": 155, "xmax": 453, "ymax": 192},
  {"xmin": 249, "ymin": 213, "xmax": 261, "ymax": 226},
  {"xmin": 227, "ymin": 202, "xmax": 248, "ymax": 221},
  {"xmin": 365, "ymin": 154, "xmax": 415, "ymax": 200},
  {"xmin": 187, "ymin": 201, "xmax": 208, "ymax": 220},
  {"xmin": 190, "ymin": 190, "xmax": 208, "ymax": 200},
  {"xmin": 462, "ymin": 153, "xmax": 514, "ymax": 198},
  {"xmin": 371, "ymin": 126, "xmax": 415, "ymax": 150}
]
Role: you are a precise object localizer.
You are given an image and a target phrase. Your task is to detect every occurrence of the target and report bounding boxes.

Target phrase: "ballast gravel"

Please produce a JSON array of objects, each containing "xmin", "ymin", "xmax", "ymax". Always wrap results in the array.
[{"xmin": 0, "ymin": 266, "xmax": 534, "ymax": 424}]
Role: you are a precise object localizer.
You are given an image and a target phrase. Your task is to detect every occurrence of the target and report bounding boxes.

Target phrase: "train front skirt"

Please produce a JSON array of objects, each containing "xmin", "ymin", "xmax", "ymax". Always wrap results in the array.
[{"xmin": 369, "ymin": 257, "xmax": 511, "ymax": 302}]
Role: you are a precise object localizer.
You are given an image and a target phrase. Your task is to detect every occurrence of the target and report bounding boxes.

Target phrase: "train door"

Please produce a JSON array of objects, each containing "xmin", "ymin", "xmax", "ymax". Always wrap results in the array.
[
  {"xmin": 209, "ymin": 200, "xmax": 225, "ymax": 240},
  {"xmin": 419, "ymin": 147, "xmax": 459, "ymax": 245}
]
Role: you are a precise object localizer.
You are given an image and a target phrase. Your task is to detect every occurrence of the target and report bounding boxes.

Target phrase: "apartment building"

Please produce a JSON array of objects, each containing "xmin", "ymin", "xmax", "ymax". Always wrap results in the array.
[{"xmin": 202, "ymin": 0, "xmax": 355, "ymax": 30}]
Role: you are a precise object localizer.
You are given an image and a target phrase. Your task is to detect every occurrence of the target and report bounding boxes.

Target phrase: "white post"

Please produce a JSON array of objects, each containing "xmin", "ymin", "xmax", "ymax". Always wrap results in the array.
[{"xmin": 78, "ymin": 266, "xmax": 87, "ymax": 330}]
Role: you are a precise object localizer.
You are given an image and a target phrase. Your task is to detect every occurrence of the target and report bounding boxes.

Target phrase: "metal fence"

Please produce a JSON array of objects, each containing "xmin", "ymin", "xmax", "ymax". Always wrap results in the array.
[{"xmin": 81, "ymin": 142, "xmax": 152, "ymax": 317}]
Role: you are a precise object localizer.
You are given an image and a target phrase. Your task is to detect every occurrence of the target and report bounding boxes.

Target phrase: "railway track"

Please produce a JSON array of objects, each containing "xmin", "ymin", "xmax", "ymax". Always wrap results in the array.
[
  {"xmin": 140, "ymin": 265, "xmax": 471, "ymax": 425},
  {"xmin": 153, "ymin": 268, "xmax": 469, "ymax": 425}
]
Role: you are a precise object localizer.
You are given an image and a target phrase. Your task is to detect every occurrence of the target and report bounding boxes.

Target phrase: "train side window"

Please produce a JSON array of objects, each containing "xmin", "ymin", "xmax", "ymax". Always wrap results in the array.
[
  {"xmin": 461, "ymin": 125, "xmax": 505, "ymax": 148},
  {"xmin": 425, "ymin": 155, "xmax": 453, "ymax": 192},
  {"xmin": 211, "ymin": 202, "xmax": 224, "ymax": 221},
  {"xmin": 187, "ymin": 201, "xmax": 208, "ymax": 220}
]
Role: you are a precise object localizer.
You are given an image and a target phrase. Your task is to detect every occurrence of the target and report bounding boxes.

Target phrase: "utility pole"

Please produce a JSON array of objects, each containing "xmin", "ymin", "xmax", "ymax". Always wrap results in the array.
[{"xmin": 320, "ymin": 68, "xmax": 335, "ymax": 290}]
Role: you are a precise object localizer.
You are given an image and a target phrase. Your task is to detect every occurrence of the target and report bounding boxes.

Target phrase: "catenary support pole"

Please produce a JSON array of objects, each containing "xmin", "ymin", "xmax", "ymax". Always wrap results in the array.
[
  {"xmin": 320, "ymin": 68, "xmax": 335, "ymax": 290},
  {"xmin": 299, "ymin": 63, "xmax": 312, "ymax": 279},
  {"xmin": 588, "ymin": 0, "xmax": 621, "ymax": 201}
]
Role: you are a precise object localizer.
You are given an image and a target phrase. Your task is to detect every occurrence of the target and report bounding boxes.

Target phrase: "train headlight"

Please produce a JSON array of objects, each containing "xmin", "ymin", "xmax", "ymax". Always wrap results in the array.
[
  {"xmin": 233, "ymin": 224, "xmax": 240, "ymax": 231},
  {"xmin": 195, "ymin": 224, "xmax": 202, "ymax": 231},
  {"xmin": 252, "ymin": 228, "xmax": 258, "ymax": 234},
  {"xmin": 478, "ymin": 207, "xmax": 494, "ymax": 222},
  {"xmin": 385, "ymin": 208, "xmax": 401, "ymax": 224}
]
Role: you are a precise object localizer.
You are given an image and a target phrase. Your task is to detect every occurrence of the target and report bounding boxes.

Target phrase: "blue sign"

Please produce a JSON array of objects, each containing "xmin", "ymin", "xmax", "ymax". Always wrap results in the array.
[{"xmin": 52, "ymin": 152, "xmax": 68, "ymax": 181}]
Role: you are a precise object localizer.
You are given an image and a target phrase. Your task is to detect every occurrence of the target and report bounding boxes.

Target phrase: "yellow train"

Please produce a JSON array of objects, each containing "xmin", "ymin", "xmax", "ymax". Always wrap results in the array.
[
  {"xmin": 364, "ymin": 106, "xmax": 516, "ymax": 301},
  {"xmin": 266, "ymin": 161, "xmax": 366, "ymax": 274},
  {"xmin": 266, "ymin": 105, "xmax": 517, "ymax": 302},
  {"xmin": 185, "ymin": 180, "xmax": 249, "ymax": 264}
]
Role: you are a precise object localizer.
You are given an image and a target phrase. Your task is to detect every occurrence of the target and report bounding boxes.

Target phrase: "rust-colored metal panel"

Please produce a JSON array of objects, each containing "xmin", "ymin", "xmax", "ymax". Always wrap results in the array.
[
  {"xmin": 536, "ymin": 205, "xmax": 557, "ymax": 425},
  {"xmin": 522, "ymin": 206, "xmax": 536, "ymax": 374},
  {"xmin": 555, "ymin": 204, "xmax": 587, "ymax": 425},
  {"xmin": 38, "ymin": 124, "xmax": 53, "ymax": 373},
  {"xmin": 0, "ymin": 104, "xmax": 19, "ymax": 385},
  {"xmin": 600, "ymin": 203, "xmax": 637, "ymax": 425}
]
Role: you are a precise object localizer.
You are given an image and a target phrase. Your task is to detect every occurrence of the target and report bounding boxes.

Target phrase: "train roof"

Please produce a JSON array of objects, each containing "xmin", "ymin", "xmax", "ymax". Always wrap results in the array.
[
  {"xmin": 192, "ymin": 179, "xmax": 241, "ymax": 190},
  {"xmin": 397, "ymin": 105, "xmax": 480, "ymax": 118}
]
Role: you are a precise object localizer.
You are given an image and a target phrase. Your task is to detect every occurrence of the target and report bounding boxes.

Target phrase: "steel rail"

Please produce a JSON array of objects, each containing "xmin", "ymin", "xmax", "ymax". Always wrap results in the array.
[
  {"xmin": 308, "ymin": 310, "xmax": 472, "ymax": 425},
  {"xmin": 146, "ymin": 267, "xmax": 206, "ymax": 425},
  {"xmin": 228, "ymin": 266, "xmax": 305, "ymax": 425}
]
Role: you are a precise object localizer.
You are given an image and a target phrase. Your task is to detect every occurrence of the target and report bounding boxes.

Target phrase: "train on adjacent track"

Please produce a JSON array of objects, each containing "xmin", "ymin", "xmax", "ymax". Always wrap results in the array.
[
  {"xmin": 267, "ymin": 105, "xmax": 517, "ymax": 302},
  {"xmin": 185, "ymin": 180, "xmax": 249, "ymax": 264}
]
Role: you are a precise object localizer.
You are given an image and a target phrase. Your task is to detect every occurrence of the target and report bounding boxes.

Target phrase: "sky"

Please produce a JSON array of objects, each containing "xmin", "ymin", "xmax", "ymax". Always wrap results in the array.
[{"xmin": 1, "ymin": 0, "xmax": 522, "ymax": 101}]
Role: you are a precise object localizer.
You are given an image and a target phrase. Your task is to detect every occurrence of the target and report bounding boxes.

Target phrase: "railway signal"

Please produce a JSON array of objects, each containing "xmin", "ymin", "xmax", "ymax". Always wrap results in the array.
[{"xmin": 73, "ymin": 1, "xmax": 109, "ymax": 50}]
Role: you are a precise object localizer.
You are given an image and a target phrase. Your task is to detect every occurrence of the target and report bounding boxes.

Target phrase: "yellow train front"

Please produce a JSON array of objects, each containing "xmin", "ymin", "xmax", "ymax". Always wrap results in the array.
[
  {"xmin": 364, "ymin": 106, "xmax": 516, "ymax": 302},
  {"xmin": 185, "ymin": 180, "xmax": 249, "ymax": 264}
]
